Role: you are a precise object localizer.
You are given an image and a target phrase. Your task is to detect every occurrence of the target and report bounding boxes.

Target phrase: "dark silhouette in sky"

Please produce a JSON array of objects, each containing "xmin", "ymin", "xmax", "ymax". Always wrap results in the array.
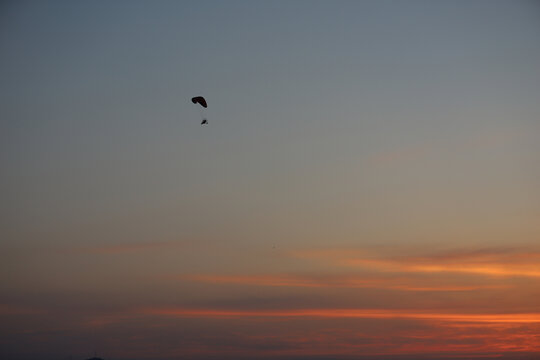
[
  {"xmin": 191, "ymin": 96, "xmax": 208, "ymax": 125},
  {"xmin": 191, "ymin": 96, "xmax": 207, "ymax": 108}
]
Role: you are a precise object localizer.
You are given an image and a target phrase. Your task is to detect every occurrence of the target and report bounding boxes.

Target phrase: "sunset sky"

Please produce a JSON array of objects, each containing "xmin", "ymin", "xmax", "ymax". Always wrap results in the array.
[{"xmin": 1, "ymin": 1, "xmax": 540, "ymax": 359}]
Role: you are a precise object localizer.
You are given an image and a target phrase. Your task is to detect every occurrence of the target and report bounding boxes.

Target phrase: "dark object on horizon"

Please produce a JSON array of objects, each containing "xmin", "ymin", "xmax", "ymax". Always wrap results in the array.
[
  {"xmin": 201, "ymin": 119, "xmax": 208, "ymax": 125},
  {"xmin": 191, "ymin": 96, "xmax": 207, "ymax": 108}
]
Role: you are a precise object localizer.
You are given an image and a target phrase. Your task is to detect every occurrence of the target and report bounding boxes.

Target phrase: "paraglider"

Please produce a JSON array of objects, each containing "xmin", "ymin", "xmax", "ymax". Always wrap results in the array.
[
  {"xmin": 191, "ymin": 96, "xmax": 207, "ymax": 108},
  {"xmin": 191, "ymin": 96, "xmax": 208, "ymax": 125}
]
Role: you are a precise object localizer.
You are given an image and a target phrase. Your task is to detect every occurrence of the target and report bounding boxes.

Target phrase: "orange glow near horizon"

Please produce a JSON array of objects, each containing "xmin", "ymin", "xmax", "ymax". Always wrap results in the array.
[
  {"xmin": 141, "ymin": 307, "xmax": 540, "ymax": 324},
  {"xmin": 125, "ymin": 306, "xmax": 540, "ymax": 356}
]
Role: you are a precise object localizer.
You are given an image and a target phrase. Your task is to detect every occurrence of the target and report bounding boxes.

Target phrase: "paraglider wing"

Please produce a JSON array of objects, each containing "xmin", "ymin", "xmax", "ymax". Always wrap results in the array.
[{"xmin": 191, "ymin": 96, "xmax": 207, "ymax": 108}]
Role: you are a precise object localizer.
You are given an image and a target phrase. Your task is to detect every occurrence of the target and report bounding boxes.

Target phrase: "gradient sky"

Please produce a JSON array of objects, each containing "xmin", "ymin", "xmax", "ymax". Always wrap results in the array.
[{"xmin": 1, "ymin": 1, "xmax": 540, "ymax": 360}]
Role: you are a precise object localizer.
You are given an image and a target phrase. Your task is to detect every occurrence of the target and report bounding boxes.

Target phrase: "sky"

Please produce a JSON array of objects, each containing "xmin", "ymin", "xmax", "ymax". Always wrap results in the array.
[{"xmin": 1, "ymin": 0, "xmax": 540, "ymax": 359}]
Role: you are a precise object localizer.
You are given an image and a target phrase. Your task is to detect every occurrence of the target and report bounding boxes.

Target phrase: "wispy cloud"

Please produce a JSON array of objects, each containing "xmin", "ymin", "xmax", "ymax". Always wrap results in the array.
[
  {"xmin": 54, "ymin": 304, "xmax": 540, "ymax": 358},
  {"xmin": 140, "ymin": 307, "xmax": 540, "ymax": 324},
  {"xmin": 178, "ymin": 273, "xmax": 507, "ymax": 292},
  {"xmin": 292, "ymin": 247, "xmax": 540, "ymax": 278}
]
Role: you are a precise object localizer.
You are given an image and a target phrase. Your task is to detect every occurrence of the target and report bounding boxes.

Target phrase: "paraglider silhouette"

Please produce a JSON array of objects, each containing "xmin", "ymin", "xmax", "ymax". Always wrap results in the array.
[
  {"xmin": 191, "ymin": 96, "xmax": 208, "ymax": 125},
  {"xmin": 191, "ymin": 96, "xmax": 207, "ymax": 108}
]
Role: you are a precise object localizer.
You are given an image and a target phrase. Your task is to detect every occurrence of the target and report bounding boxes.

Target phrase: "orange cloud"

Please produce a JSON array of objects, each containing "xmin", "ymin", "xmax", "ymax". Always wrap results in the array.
[
  {"xmin": 78, "ymin": 305, "xmax": 540, "ymax": 358},
  {"xmin": 293, "ymin": 247, "xmax": 540, "ymax": 278},
  {"xmin": 179, "ymin": 273, "xmax": 507, "ymax": 292},
  {"xmin": 344, "ymin": 258, "xmax": 540, "ymax": 278},
  {"xmin": 140, "ymin": 307, "xmax": 540, "ymax": 324}
]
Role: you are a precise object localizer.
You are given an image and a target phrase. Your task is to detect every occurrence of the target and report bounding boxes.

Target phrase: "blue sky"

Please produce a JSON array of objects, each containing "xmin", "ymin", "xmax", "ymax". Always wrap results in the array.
[{"xmin": 1, "ymin": 1, "xmax": 540, "ymax": 359}]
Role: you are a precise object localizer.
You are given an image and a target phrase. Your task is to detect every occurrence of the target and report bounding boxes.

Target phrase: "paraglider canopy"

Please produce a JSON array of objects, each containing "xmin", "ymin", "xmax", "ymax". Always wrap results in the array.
[{"xmin": 191, "ymin": 96, "xmax": 207, "ymax": 108}]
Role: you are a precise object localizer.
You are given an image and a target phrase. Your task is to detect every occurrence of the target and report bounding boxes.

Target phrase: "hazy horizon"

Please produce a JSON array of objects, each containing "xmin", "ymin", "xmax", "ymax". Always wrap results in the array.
[{"xmin": 1, "ymin": 1, "xmax": 539, "ymax": 359}]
